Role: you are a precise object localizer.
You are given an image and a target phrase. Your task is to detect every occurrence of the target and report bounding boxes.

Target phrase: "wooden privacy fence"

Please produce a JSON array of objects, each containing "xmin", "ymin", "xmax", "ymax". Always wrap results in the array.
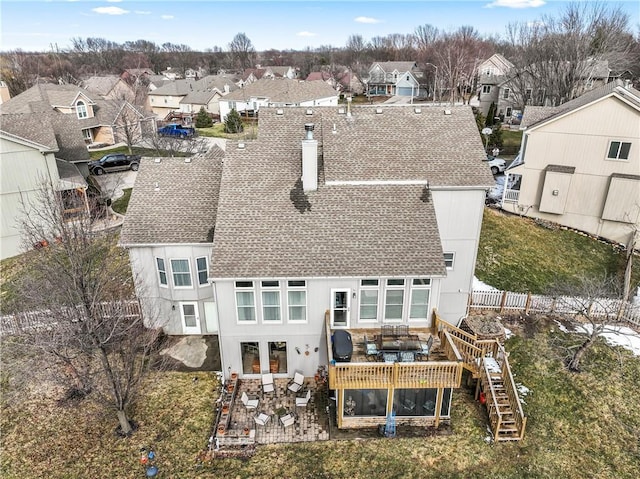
[
  {"xmin": 468, "ymin": 289, "xmax": 640, "ymax": 326},
  {"xmin": 0, "ymin": 300, "xmax": 142, "ymax": 336}
]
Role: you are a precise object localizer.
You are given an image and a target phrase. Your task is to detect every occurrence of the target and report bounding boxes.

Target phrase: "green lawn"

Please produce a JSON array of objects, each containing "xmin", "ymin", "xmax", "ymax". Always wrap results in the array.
[
  {"xmin": 2, "ymin": 318, "xmax": 639, "ymax": 478},
  {"xmin": 476, "ymin": 208, "xmax": 639, "ymax": 294},
  {"xmin": 197, "ymin": 121, "xmax": 258, "ymax": 139},
  {"xmin": 111, "ymin": 188, "xmax": 132, "ymax": 215}
]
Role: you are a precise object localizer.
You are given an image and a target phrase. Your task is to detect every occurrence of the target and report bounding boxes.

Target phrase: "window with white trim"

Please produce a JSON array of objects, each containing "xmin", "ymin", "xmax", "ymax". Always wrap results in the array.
[
  {"xmin": 482, "ymin": 85, "xmax": 491, "ymax": 94},
  {"xmin": 170, "ymin": 259, "xmax": 192, "ymax": 287},
  {"xmin": 196, "ymin": 257, "xmax": 208, "ymax": 286},
  {"xmin": 235, "ymin": 281, "xmax": 256, "ymax": 322},
  {"xmin": 606, "ymin": 141, "xmax": 631, "ymax": 160},
  {"xmin": 156, "ymin": 258, "xmax": 167, "ymax": 286},
  {"xmin": 359, "ymin": 279, "xmax": 379, "ymax": 322},
  {"xmin": 76, "ymin": 100, "xmax": 88, "ymax": 119},
  {"xmin": 287, "ymin": 280, "xmax": 307, "ymax": 322},
  {"xmin": 409, "ymin": 279, "xmax": 431, "ymax": 321},
  {"xmin": 502, "ymin": 88, "xmax": 510, "ymax": 99},
  {"xmin": 261, "ymin": 280, "xmax": 281, "ymax": 322},
  {"xmin": 384, "ymin": 279, "xmax": 405, "ymax": 322},
  {"xmin": 82, "ymin": 128, "xmax": 92, "ymax": 142},
  {"xmin": 444, "ymin": 253, "xmax": 455, "ymax": 269}
]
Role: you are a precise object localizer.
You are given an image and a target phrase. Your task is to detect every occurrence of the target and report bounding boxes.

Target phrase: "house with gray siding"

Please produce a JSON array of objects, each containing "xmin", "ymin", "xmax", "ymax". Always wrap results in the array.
[{"xmin": 121, "ymin": 105, "xmax": 493, "ymax": 382}]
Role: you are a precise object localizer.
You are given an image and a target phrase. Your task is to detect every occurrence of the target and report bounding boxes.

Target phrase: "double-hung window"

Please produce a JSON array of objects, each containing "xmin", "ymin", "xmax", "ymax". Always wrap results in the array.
[
  {"xmin": 359, "ymin": 279, "xmax": 379, "ymax": 322},
  {"xmin": 287, "ymin": 280, "xmax": 307, "ymax": 322},
  {"xmin": 76, "ymin": 100, "xmax": 88, "ymax": 119},
  {"xmin": 409, "ymin": 279, "xmax": 431, "ymax": 321},
  {"xmin": 235, "ymin": 281, "xmax": 256, "ymax": 322},
  {"xmin": 261, "ymin": 280, "xmax": 281, "ymax": 322},
  {"xmin": 482, "ymin": 85, "xmax": 491, "ymax": 94},
  {"xmin": 444, "ymin": 253, "xmax": 455, "ymax": 269},
  {"xmin": 607, "ymin": 141, "xmax": 631, "ymax": 160},
  {"xmin": 384, "ymin": 279, "xmax": 405, "ymax": 322},
  {"xmin": 170, "ymin": 259, "xmax": 192, "ymax": 288},
  {"xmin": 196, "ymin": 257, "xmax": 208, "ymax": 286},
  {"xmin": 156, "ymin": 258, "xmax": 168, "ymax": 287}
]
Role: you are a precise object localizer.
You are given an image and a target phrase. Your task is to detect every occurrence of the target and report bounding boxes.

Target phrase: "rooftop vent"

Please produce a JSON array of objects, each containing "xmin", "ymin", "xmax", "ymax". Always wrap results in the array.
[
  {"xmin": 276, "ymin": 108, "xmax": 284, "ymax": 115},
  {"xmin": 305, "ymin": 108, "xmax": 313, "ymax": 115},
  {"xmin": 332, "ymin": 123, "xmax": 337, "ymax": 134},
  {"xmin": 414, "ymin": 107, "xmax": 422, "ymax": 114},
  {"xmin": 375, "ymin": 107, "xmax": 383, "ymax": 114},
  {"xmin": 184, "ymin": 157, "xmax": 191, "ymax": 163},
  {"xmin": 237, "ymin": 142, "xmax": 245, "ymax": 149},
  {"xmin": 338, "ymin": 107, "xmax": 346, "ymax": 114},
  {"xmin": 444, "ymin": 109, "xmax": 452, "ymax": 115},
  {"xmin": 304, "ymin": 123, "xmax": 315, "ymax": 140},
  {"xmin": 154, "ymin": 158, "xmax": 162, "ymax": 163},
  {"xmin": 154, "ymin": 182, "xmax": 160, "ymax": 192}
]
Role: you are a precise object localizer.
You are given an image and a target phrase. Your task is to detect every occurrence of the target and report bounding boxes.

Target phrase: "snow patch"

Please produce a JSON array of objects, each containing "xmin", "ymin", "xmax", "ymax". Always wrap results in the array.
[
  {"xmin": 553, "ymin": 319, "xmax": 571, "ymax": 333},
  {"xmin": 575, "ymin": 324, "xmax": 640, "ymax": 356},
  {"xmin": 504, "ymin": 327, "xmax": 514, "ymax": 339},
  {"xmin": 473, "ymin": 276, "xmax": 498, "ymax": 291}
]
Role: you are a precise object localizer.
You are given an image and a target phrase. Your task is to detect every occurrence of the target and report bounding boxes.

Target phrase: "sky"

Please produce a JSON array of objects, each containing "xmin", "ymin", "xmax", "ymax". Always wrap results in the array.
[{"xmin": 1, "ymin": 0, "xmax": 638, "ymax": 53}]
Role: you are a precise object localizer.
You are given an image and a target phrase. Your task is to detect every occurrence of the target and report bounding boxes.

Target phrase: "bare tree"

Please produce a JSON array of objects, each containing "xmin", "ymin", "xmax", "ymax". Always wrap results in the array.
[
  {"xmin": 551, "ymin": 274, "xmax": 628, "ymax": 372},
  {"xmin": 228, "ymin": 32, "xmax": 256, "ymax": 70},
  {"xmin": 13, "ymin": 182, "xmax": 166, "ymax": 435}
]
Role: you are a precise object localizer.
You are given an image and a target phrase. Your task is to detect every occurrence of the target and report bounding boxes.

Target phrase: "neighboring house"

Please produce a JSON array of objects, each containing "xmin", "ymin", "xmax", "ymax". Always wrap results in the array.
[
  {"xmin": 160, "ymin": 67, "xmax": 181, "ymax": 80},
  {"xmin": 120, "ymin": 104, "xmax": 494, "ymax": 430},
  {"xmin": 0, "ymin": 112, "xmax": 90, "ymax": 259},
  {"xmin": 307, "ymin": 69, "xmax": 364, "ymax": 95},
  {"xmin": 147, "ymin": 79, "xmax": 199, "ymax": 118},
  {"xmin": 266, "ymin": 66, "xmax": 298, "ymax": 79},
  {"xmin": 476, "ymin": 54, "xmax": 515, "ymax": 118},
  {"xmin": 218, "ymin": 78, "xmax": 339, "ymax": 121},
  {"xmin": 366, "ymin": 61, "xmax": 424, "ymax": 97},
  {"xmin": 81, "ymin": 75, "xmax": 136, "ymax": 102},
  {"xmin": 501, "ymin": 80, "xmax": 640, "ymax": 245},
  {"xmin": 0, "ymin": 83, "xmax": 155, "ymax": 150}
]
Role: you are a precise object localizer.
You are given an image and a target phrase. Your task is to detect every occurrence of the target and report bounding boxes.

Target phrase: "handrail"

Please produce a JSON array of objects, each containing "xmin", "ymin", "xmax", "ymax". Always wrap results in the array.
[{"xmin": 482, "ymin": 360, "xmax": 503, "ymax": 438}]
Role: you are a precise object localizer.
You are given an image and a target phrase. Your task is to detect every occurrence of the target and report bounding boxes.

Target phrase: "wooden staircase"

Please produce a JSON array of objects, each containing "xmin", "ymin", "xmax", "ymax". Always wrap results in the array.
[{"xmin": 434, "ymin": 313, "xmax": 527, "ymax": 441}]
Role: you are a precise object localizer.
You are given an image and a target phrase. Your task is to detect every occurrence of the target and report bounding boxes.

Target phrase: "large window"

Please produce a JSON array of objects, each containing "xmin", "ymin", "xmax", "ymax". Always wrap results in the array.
[
  {"xmin": 607, "ymin": 141, "xmax": 631, "ymax": 160},
  {"xmin": 343, "ymin": 389, "xmax": 388, "ymax": 417},
  {"xmin": 359, "ymin": 279, "xmax": 379, "ymax": 322},
  {"xmin": 196, "ymin": 257, "xmax": 208, "ymax": 286},
  {"xmin": 261, "ymin": 280, "xmax": 281, "ymax": 322},
  {"xmin": 287, "ymin": 280, "xmax": 307, "ymax": 322},
  {"xmin": 268, "ymin": 341, "xmax": 287, "ymax": 374},
  {"xmin": 76, "ymin": 100, "xmax": 88, "ymax": 119},
  {"xmin": 384, "ymin": 279, "xmax": 405, "ymax": 322},
  {"xmin": 409, "ymin": 279, "xmax": 430, "ymax": 321},
  {"xmin": 241, "ymin": 342, "xmax": 260, "ymax": 375},
  {"xmin": 235, "ymin": 281, "xmax": 256, "ymax": 322},
  {"xmin": 170, "ymin": 259, "xmax": 192, "ymax": 287},
  {"xmin": 393, "ymin": 388, "xmax": 451, "ymax": 417},
  {"xmin": 156, "ymin": 258, "xmax": 168, "ymax": 286}
]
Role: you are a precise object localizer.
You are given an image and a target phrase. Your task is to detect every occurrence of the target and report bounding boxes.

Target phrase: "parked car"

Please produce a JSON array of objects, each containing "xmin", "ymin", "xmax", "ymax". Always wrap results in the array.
[
  {"xmin": 484, "ymin": 155, "xmax": 507, "ymax": 175},
  {"xmin": 157, "ymin": 123, "xmax": 196, "ymax": 138},
  {"xmin": 88, "ymin": 153, "xmax": 141, "ymax": 175}
]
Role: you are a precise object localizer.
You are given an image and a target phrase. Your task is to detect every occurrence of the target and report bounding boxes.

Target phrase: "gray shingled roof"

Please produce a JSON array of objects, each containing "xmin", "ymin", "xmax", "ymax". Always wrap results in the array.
[
  {"xmin": 180, "ymin": 91, "xmax": 217, "ymax": 105},
  {"xmin": 120, "ymin": 147, "xmax": 225, "ymax": 245},
  {"xmin": 370, "ymin": 61, "xmax": 418, "ymax": 73},
  {"xmin": 148, "ymin": 79, "xmax": 199, "ymax": 96},
  {"xmin": 81, "ymin": 76, "xmax": 121, "ymax": 96},
  {"xmin": 210, "ymin": 105, "xmax": 492, "ymax": 279},
  {"xmin": 223, "ymin": 78, "xmax": 338, "ymax": 103},
  {"xmin": 194, "ymin": 75, "xmax": 238, "ymax": 93},
  {"xmin": 521, "ymin": 80, "xmax": 640, "ymax": 128}
]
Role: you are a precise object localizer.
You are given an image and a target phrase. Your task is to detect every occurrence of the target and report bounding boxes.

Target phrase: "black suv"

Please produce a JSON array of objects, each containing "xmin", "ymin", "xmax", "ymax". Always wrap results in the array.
[{"xmin": 88, "ymin": 153, "xmax": 141, "ymax": 175}]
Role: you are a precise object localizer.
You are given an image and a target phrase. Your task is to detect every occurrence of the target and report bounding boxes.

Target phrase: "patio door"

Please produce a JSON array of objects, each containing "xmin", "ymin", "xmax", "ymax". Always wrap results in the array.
[
  {"xmin": 180, "ymin": 301, "xmax": 201, "ymax": 334},
  {"xmin": 331, "ymin": 289, "xmax": 350, "ymax": 328}
]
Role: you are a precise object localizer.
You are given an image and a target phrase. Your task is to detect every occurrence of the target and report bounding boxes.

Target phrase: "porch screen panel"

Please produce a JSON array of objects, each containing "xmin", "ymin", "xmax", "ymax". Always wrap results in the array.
[
  {"xmin": 394, "ymin": 388, "xmax": 438, "ymax": 417},
  {"xmin": 343, "ymin": 389, "xmax": 387, "ymax": 417}
]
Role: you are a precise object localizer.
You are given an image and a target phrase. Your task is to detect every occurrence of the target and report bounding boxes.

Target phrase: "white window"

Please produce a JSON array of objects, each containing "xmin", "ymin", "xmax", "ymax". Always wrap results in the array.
[
  {"xmin": 156, "ymin": 258, "xmax": 168, "ymax": 287},
  {"xmin": 384, "ymin": 279, "xmax": 405, "ymax": 322},
  {"xmin": 82, "ymin": 128, "xmax": 92, "ymax": 142},
  {"xmin": 261, "ymin": 280, "xmax": 281, "ymax": 322},
  {"xmin": 235, "ymin": 281, "xmax": 256, "ymax": 322},
  {"xmin": 287, "ymin": 280, "xmax": 307, "ymax": 322},
  {"xmin": 502, "ymin": 88, "xmax": 510, "ymax": 99},
  {"xmin": 482, "ymin": 85, "xmax": 491, "ymax": 94},
  {"xmin": 444, "ymin": 253, "xmax": 455, "ymax": 269},
  {"xmin": 196, "ymin": 257, "xmax": 208, "ymax": 286},
  {"xmin": 606, "ymin": 141, "xmax": 631, "ymax": 160},
  {"xmin": 359, "ymin": 279, "xmax": 379, "ymax": 323},
  {"xmin": 76, "ymin": 100, "xmax": 88, "ymax": 119},
  {"xmin": 409, "ymin": 279, "xmax": 431, "ymax": 321},
  {"xmin": 170, "ymin": 259, "xmax": 192, "ymax": 288}
]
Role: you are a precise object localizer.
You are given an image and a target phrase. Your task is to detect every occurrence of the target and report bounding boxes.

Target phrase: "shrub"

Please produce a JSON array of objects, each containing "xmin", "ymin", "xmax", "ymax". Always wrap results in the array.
[
  {"xmin": 224, "ymin": 108, "xmax": 244, "ymax": 134},
  {"xmin": 195, "ymin": 106, "xmax": 213, "ymax": 128}
]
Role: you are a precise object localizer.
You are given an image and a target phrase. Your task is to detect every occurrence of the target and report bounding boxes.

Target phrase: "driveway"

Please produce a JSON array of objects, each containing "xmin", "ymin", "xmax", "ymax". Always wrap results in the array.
[{"xmin": 93, "ymin": 169, "xmax": 137, "ymax": 200}]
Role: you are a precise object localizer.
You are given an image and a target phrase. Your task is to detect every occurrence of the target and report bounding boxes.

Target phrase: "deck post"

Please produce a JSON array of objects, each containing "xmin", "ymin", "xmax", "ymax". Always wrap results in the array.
[{"xmin": 524, "ymin": 292, "xmax": 531, "ymax": 314}]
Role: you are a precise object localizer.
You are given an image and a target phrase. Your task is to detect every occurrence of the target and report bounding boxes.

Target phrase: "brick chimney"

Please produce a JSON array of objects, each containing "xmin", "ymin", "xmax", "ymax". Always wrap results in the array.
[{"xmin": 302, "ymin": 123, "xmax": 318, "ymax": 192}]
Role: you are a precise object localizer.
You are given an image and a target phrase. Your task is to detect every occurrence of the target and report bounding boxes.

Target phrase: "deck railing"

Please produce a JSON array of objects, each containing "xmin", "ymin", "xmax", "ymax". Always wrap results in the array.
[{"xmin": 503, "ymin": 189, "xmax": 520, "ymax": 202}]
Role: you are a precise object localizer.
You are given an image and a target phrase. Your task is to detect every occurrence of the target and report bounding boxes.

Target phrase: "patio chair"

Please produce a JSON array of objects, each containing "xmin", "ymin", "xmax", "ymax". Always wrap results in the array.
[
  {"xmin": 396, "ymin": 324, "xmax": 409, "ymax": 337},
  {"xmin": 254, "ymin": 412, "xmax": 271, "ymax": 427},
  {"xmin": 295, "ymin": 389, "xmax": 311, "ymax": 408},
  {"xmin": 382, "ymin": 352, "xmax": 398, "ymax": 363},
  {"xmin": 399, "ymin": 351, "xmax": 415, "ymax": 362},
  {"xmin": 381, "ymin": 324, "xmax": 395, "ymax": 338},
  {"xmin": 417, "ymin": 336, "xmax": 434, "ymax": 361},
  {"xmin": 241, "ymin": 391, "xmax": 259, "ymax": 411},
  {"xmin": 364, "ymin": 335, "xmax": 379, "ymax": 361},
  {"xmin": 280, "ymin": 412, "xmax": 296, "ymax": 428},
  {"xmin": 287, "ymin": 371, "xmax": 305, "ymax": 394},
  {"xmin": 402, "ymin": 398, "xmax": 416, "ymax": 412},
  {"xmin": 261, "ymin": 373, "xmax": 275, "ymax": 397}
]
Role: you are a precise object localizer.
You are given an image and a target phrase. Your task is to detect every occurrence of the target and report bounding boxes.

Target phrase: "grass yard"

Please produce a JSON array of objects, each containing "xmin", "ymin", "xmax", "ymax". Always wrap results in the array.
[
  {"xmin": 197, "ymin": 121, "xmax": 258, "ymax": 140},
  {"xmin": 476, "ymin": 208, "xmax": 639, "ymax": 294},
  {"xmin": 2, "ymin": 317, "xmax": 639, "ymax": 478},
  {"xmin": 111, "ymin": 188, "xmax": 132, "ymax": 215}
]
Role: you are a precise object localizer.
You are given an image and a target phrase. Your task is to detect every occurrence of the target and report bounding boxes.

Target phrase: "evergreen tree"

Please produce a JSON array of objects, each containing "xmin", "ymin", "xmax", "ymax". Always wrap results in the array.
[
  {"xmin": 224, "ymin": 108, "xmax": 244, "ymax": 134},
  {"xmin": 195, "ymin": 106, "xmax": 213, "ymax": 128},
  {"xmin": 485, "ymin": 102, "xmax": 497, "ymax": 127},
  {"xmin": 488, "ymin": 122, "xmax": 504, "ymax": 149}
]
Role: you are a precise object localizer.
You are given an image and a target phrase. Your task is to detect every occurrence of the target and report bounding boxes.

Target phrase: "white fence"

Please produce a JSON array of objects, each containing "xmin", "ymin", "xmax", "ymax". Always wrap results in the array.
[{"xmin": 468, "ymin": 289, "xmax": 640, "ymax": 327}]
